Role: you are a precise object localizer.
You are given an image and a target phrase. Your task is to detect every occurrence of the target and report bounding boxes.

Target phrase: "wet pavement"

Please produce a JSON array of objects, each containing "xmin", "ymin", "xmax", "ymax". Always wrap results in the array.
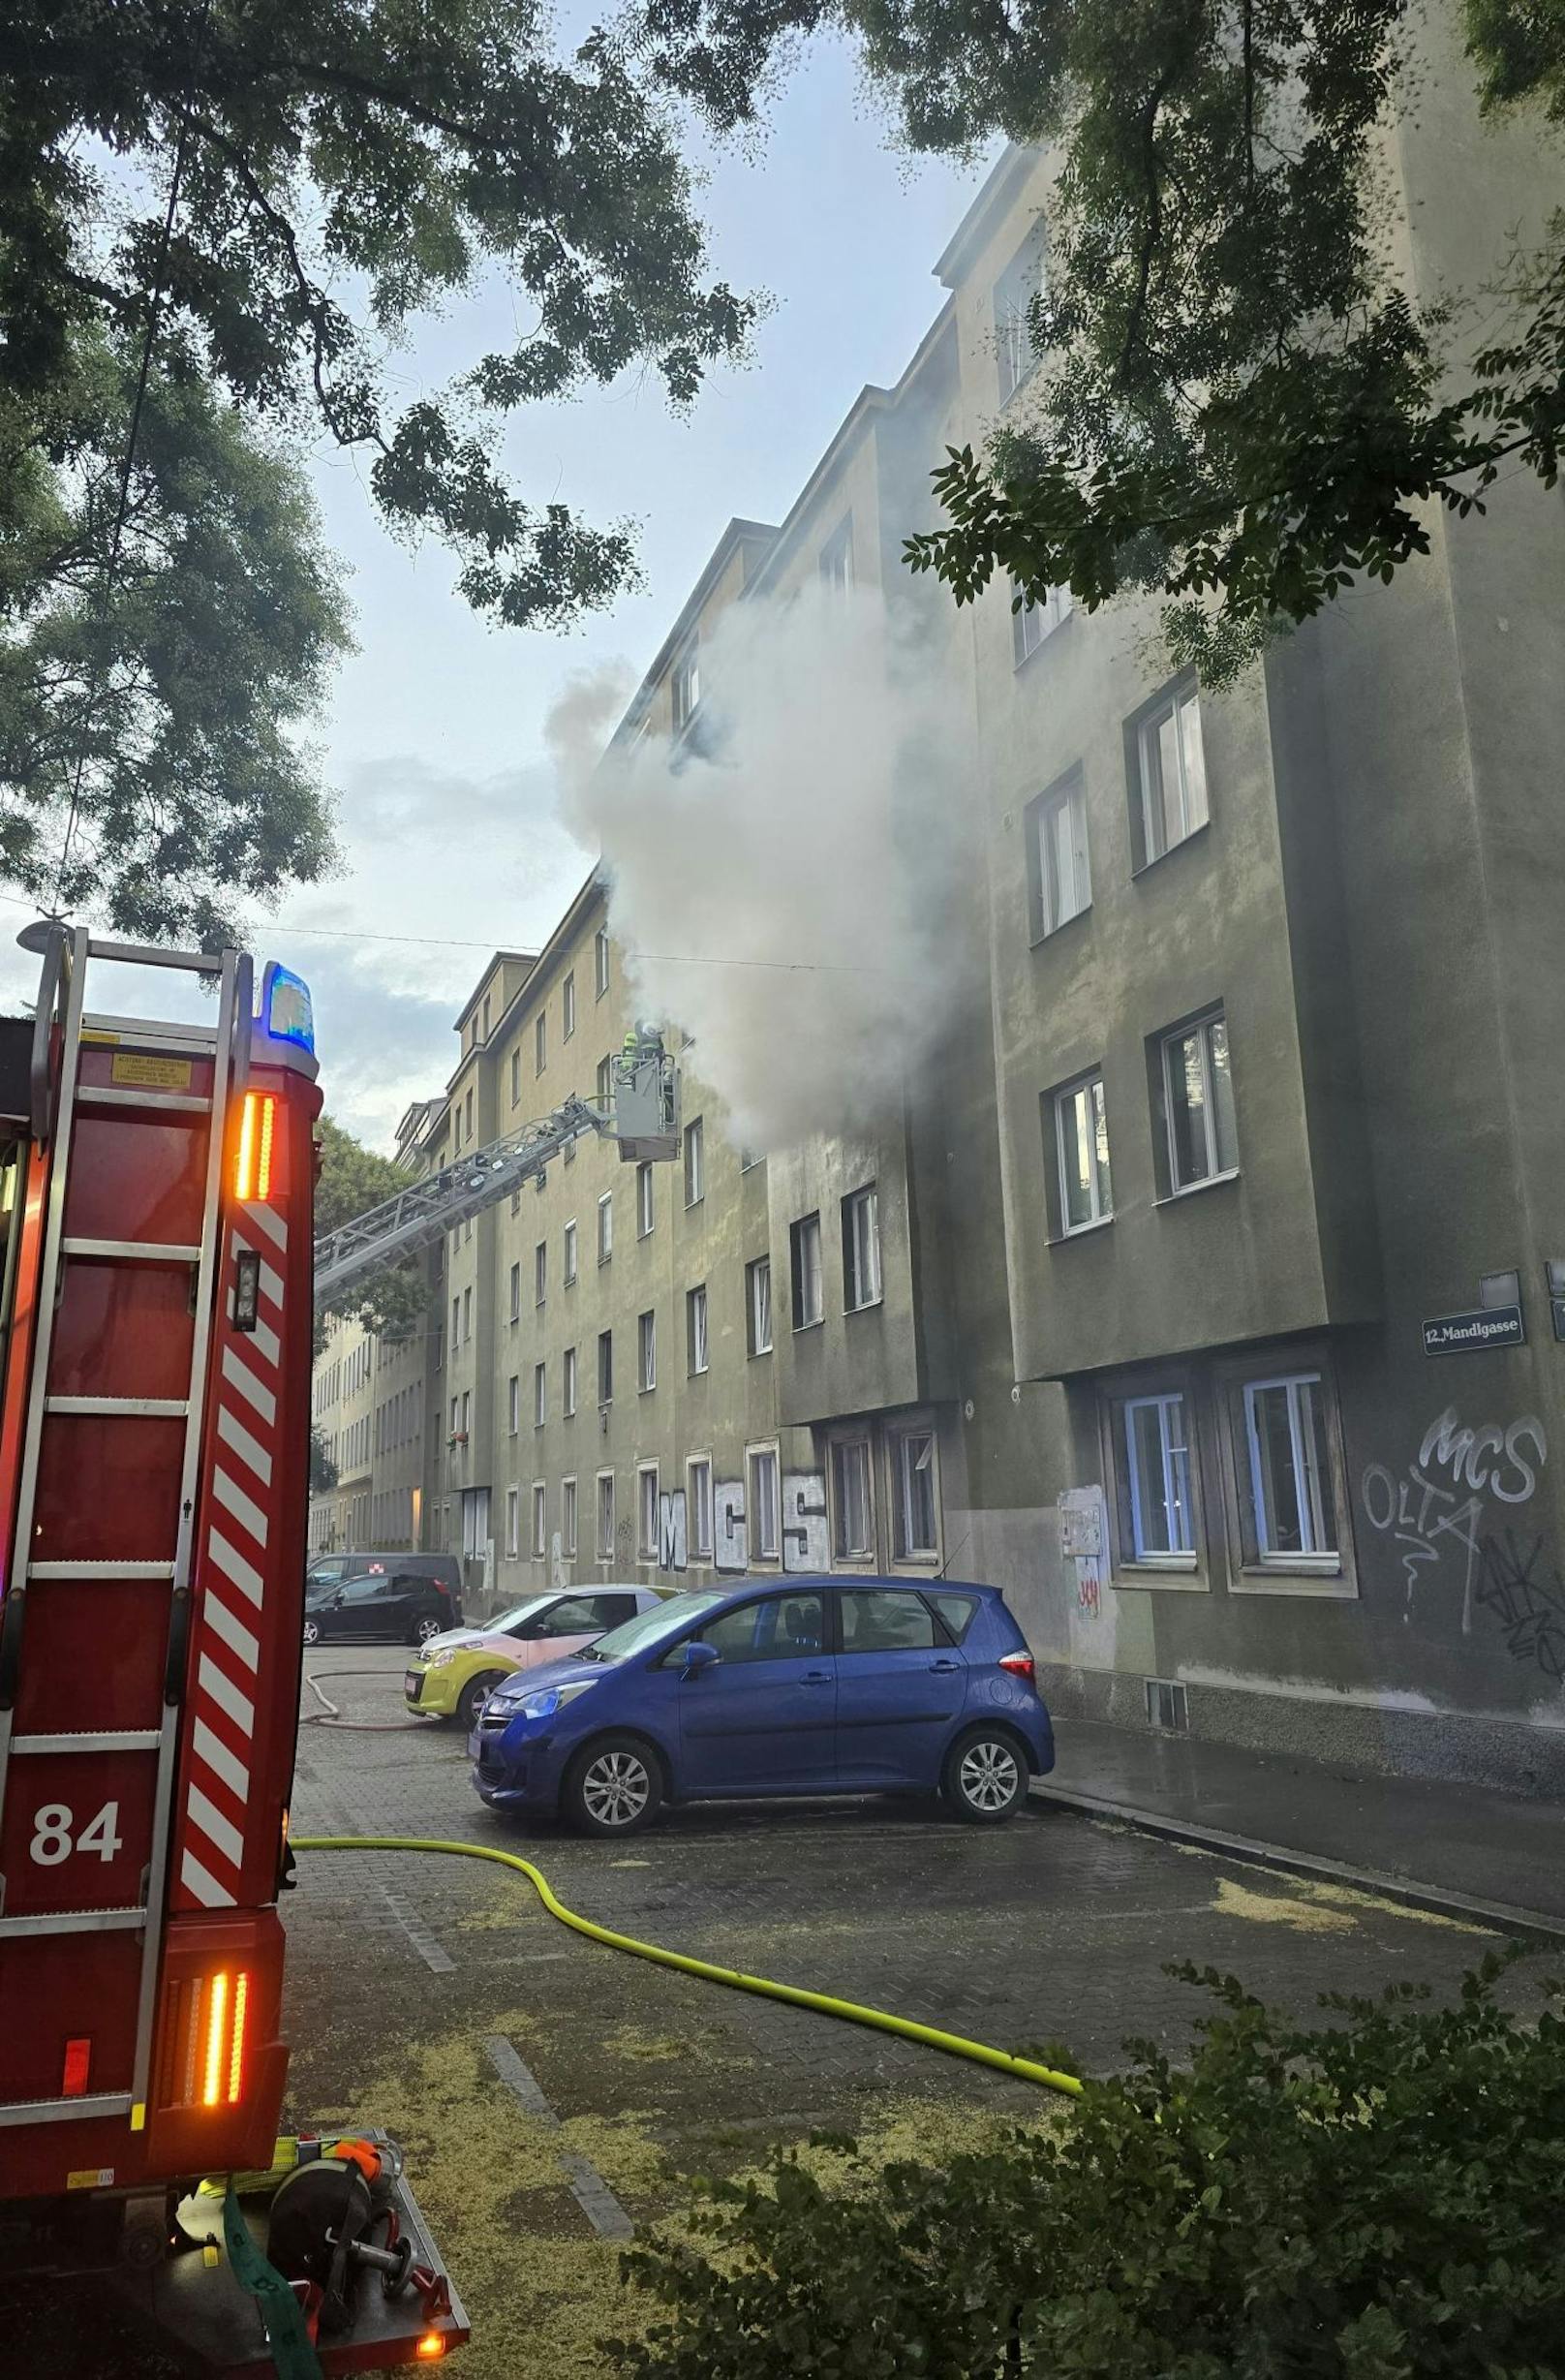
[{"xmin": 5, "ymin": 1646, "xmax": 1542, "ymax": 2379}]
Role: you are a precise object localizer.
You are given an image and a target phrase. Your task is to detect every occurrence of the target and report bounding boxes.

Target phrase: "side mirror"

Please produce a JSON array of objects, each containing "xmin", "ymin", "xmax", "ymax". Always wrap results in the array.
[{"xmin": 682, "ymin": 1640, "xmax": 720, "ymax": 1676}]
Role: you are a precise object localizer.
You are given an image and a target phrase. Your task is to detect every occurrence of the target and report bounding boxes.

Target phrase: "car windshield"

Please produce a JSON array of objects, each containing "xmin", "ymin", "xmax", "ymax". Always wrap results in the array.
[
  {"xmin": 488, "ymin": 1597, "xmax": 557, "ymax": 1633},
  {"xmin": 580, "ymin": 1592, "xmax": 725, "ymax": 1662}
]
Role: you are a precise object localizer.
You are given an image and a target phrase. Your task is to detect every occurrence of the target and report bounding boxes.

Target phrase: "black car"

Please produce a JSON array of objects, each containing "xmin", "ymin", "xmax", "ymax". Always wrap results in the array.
[{"xmin": 302, "ymin": 1552, "xmax": 465, "ymax": 1647}]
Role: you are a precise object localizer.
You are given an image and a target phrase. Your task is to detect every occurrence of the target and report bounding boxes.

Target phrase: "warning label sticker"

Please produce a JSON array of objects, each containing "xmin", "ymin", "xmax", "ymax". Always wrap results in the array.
[
  {"xmin": 67, "ymin": 2167, "xmax": 115, "ymax": 2190},
  {"xmin": 110, "ymin": 1052, "xmax": 193, "ymax": 1090}
]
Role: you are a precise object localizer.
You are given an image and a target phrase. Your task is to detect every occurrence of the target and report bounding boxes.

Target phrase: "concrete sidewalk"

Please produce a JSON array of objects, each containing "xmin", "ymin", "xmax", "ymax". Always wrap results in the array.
[{"xmin": 1034, "ymin": 1717, "xmax": 1565, "ymax": 1937}]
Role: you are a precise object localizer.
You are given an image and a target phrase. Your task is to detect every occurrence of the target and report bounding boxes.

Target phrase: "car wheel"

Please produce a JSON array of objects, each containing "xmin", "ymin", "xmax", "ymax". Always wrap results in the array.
[
  {"xmin": 457, "ymin": 1670, "xmax": 507, "ymax": 1731},
  {"xmin": 564, "ymin": 1735, "xmax": 664, "ymax": 1839},
  {"xmin": 411, "ymin": 1613, "xmax": 443, "ymax": 1646},
  {"xmin": 941, "ymin": 1727, "xmax": 1027, "ymax": 1824},
  {"xmin": 302, "ymin": 1619, "xmax": 320, "ymax": 1648}
]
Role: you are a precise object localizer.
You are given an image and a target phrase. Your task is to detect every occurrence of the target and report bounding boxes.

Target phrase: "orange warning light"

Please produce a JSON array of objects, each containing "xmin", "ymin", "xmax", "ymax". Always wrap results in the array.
[
  {"xmin": 234, "ymin": 1093, "xmax": 276, "ymax": 1202},
  {"xmin": 201, "ymin": 1972, "xmax": 230, "ymax": 2108},
  {"xmin": 415, "ymin": 2332, "xmax": 447, "ymax": 2361},
  {"xmin": 227, "ymin": 1971, "xmax": 249, "ymax": 2104}
]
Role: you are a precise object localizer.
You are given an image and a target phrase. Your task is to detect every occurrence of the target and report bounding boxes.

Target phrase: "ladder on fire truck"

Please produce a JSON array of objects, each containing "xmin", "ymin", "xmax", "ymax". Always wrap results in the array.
[{"xmin": 0, "ymin": 922, "xmax": 288, "ymax": 2162}]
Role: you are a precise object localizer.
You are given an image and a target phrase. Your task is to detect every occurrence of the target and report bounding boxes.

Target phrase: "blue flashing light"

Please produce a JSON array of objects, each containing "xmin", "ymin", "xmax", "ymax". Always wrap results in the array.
[{"xmin": 261, "ymin": 961, "xmax": 315, "ymax": 1054}]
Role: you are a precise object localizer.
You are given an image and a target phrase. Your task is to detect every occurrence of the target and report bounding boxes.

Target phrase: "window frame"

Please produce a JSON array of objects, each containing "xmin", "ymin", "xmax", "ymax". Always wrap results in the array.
[
  {"xmin": 1158, "ymin": 1007, "xmax": 1239, "ymax": 1195},
  {"xmin": 506, "ymin": 1485, "xmax": 520, "ymax": 1560},
  {"xmin": 1011, "ymin": 576, "xmax": 1073, "ymax": 668},
  {"xmin": 509, "ymin": 1048, "xmax": 520, "ymax": 1107},
  {"xmin": 532, "ymin": 1482, "xmax": 547, "ymax": 1560},
  {"xmin": 842, "ymin": 1184, "xmax": 882, "ymax": 1313},
  {"xmin": 687, "ymin": 1283, "xmax": 709, "ymax": 1376},
  {"xmin": 746, "ymin": 1442, "xmax": 782, "ymax": 1565},
  {"xmin": 534, "ymin": 1361, "xmax": 546, "ymax": 1430},
  {"xmin": 1025, "ymin": 767, "xmax": 1091, "ymax": 943},
  {"xmin": 1215, "ymin": 1349, "xmax": 1357, "ymax": 1597},
  {"xmin": 747, "ymin": 1254, "xmax": 773, "ymax": 1356},
  {"xmin": 637, "ymin": 1306, "xmax": 657, "ymax": 1393},
  {"xmin": 886, "ymin": 1420, "xmax": 941, "ymax": 1568},
  {"xmin": 671, "ymin": 638, "xmax": 701, "ymax": 735},
  {"xmin": 636, "ymin": 1160, "xmax": 655, "ymax": 1238},
  {"xmin": 564, "ymin": 1218, "xmax": 578, "ymax": 1285},
  {"xmin": 790, "ymin": 1212, "xmax": 823, "ymax": 1332},
  {"xmin": 683, "ymin": 1116, "xmax": 704, "ymax": 1207},
  {"xmin": 993, "ymin": 223, "xmax": 1045, "ymax": 406},
  {"xmin": 535, "ymin": 1238, "xmax": 547, "ymax": 1306},
  {"xmin": 563, "ymin": 1344, "xmax": 577, "ymax": 1419},
  {"xmin": 561, "ymin": 1474, "xmax": 578, "ymax": 1559},
  {"xmin": 1099, "ymin": 1372, "xmax": 1208, "ymax": 1586},
  {"xmin": 687, "ymin": 1454, "xmax": 714, "ymax": 1562},
  {"xmin": 637, "ymin": 1462, "xmax": 660, "ymax": 1562},
  {"xmin": 562, "ymin": 970, "xmax": 576, "ymax": 1041},
  {"xmin": 820, "ymin": 515, "xmax": 853, "ymax": 596},
  {"xmin": 827, "ymin": 1430, "xmax": 876, "ymax": 1569},
  {"xmin": 596, "ymin": 1468, "xmax": 616, "ymax": 1562},
  {"xmin": 595, "ymin": 927, "xmax": 610, "ymax": 999},
  {"xmin": 1130, "ymin": 680, "xmax": 1210, "ymax": 872},
  {"xmin": 598, "ymin": 1190, "xmax": 613, "ymax": 1264},
  {"xmin": 506, "ymin": 1375, "xmax": 520, "ymax": 1437},
  {"xmin": 1050, "ymin": 1068, "xmax": 1114, "ymax": 1237},
  {"xmin": 597, "ymin": 1327, "xmax": 613, "ymax": 1407}
]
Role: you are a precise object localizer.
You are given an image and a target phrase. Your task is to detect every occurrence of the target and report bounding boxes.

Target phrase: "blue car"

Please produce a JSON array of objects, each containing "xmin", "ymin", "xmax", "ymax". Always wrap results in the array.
[{"xmin": 469, "ymin": 1574, "xmax": 1053, "ymax": 1837}]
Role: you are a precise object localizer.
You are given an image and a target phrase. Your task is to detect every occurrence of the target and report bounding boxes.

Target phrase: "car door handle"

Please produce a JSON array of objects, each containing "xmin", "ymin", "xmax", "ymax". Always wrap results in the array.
[
  {"xmin": 928, "ymin": 1659, "xmax": 961, "ymax": 1673},
  {"xmin": 800, "ymin": 1671, "xmax": 832, "ymax": 1685}
]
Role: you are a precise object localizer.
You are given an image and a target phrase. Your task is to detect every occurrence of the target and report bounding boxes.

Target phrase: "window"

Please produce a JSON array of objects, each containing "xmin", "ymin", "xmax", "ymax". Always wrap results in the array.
[
  {"xmin": 532, "ymin": 1483, "xmax": 547, "ymax": 1559},
  {"xmin": 1027, "ymin": 771, "xmax": 1090, "ymax": 938},
  {"xmin": 702, "ymin": 1591, "xmax": 825, "ymax": 1663},
  {"xmin": 506, "ymin": 1486, "xmax": 520, "ymax": 1559},
  {"xmin": 636, "ymin": 1160, "xmax": 655, "ymax": 1237},
  {"xmin": 482, "ymin": 994, "xmax": 491, "ymax": 1040},
  {"xmin": 534, "ymin": 1361, "xmax": 546, "ymax": 1428},
  {"xmin": 740, "ymin": 1145, "xmax": 764, "ymax": 1172},
  {"xmin": 687, "ymin": 1283, "xmax": 709, "ymax": 1375},
  {"xmin": 462, "ymin": 1285, "xmax": 472, "ymax": 1343},
  {"xmin": 464, "ymin": 1088, "xmax": 474, "ymax": 1142},
  {"xmin": 510, "ymin": 1048, "xmax": 520, "ymax": 1106},
  {"xmin": 1162, "ymin": 1010, "xmax": 1238, "ymax": 1190},
  {"xmin": 820, "ymin": 516, "xmax": 853, "ymax": 595},
  {"xmin": 460, "ymin": 1389, "xmax": 471, "ymax": 1437},
  {"xmin": 507, "ymin": 1375, "xmax": 520, "ymax": 1436},
  {"xmin": 790, "ymin": 1214, "xmax": 823, "ymax": 1330},
  {"xmin": 843, "ymin": 1185, "xmax": 881, "ymax": 1312},
  {"xmin": 671, "ymin": 638, "xmax": 700, "ymax": 733},
  {"xmin": 562, "ymin": 971, "xmax": 576, "ymax": 1041},
  {"xmin": 595, "ymin": 926, "xmax": 610, "ymax": 999},
  {"xmin": 637, "ymin": 1465, "xmax": 660, "ymax": 1560},
  {"xmin": 451, "ymin": 1294, "xmax": 460, "ymax": 1347},
  {"xmin": 890, "ymin": 1427, "xmax": 938, "ymax": 1561},
  {"xmin": 564, "ymin": 1219, "xmax": 578, "ymax": 1285},
  {"xmin": 840, "ymin": 1589, "xmax": 938, "ymax": 1653},
  {"xmin": 563, "ymin": 1345, "xmax": 577, "ymax": 1417},
  {"xmin": 1123, "ymin": 1393, "xmax": 1197, "ymax": 1561},
  {"xmin": 535, "ymin": 1239, "xmax": 547, "ymax": 1306},
  {"xmin": 535, "ymin": 1012, "xmax": 546, "ymax": 1076},
  {"xmin": 508, "ymin": 1263, "xmax": 521, "ymax": 1324},
  {"xmin": 688, "ymin": 1457, "xmax": 714, "ymax": 1561},
  {"xmin": 597, "ymin": 1470, "xmax": 615, "ymax": 1561},
  {"xmin": 596, "ymin": 1053, "xmax": 613, "ymax": 1105},
  {"xmin": 1053, "ymin": 1071, "xmax": 1113, "ymax": 1232},
  {"xmin": 1134, "ymin": 683, "xmax": 1209, "ymax": 867},
  {"xmin": 1012, "ymin": 577, "xmax": 1073, "ymax": 666},
  {"xmin": 637, "ymin": 1308, "xmax": 656, "ymax": 1392},
  {"xmin": 449, "ymin": 1396, "xmax": 459, "ymax": 1436},
  {"xmin": 598, "ymin": 1190, "xmax": 613, "ymax": 1263},
  {"xmin": 831, "ymin": 1436, "xmax": 875, "ymax": 1561},
  {"xmin": 1243, "ymin": 1374, "xmax": 1338, "ymax": 1564},
  {"xmin": 598, "ymin": 1328, "xmax": 613, "ymax": 1406},
  {"xmin": 683, "ymin": 1117, "xmax": 704, "ymax": 1206},
  {"xmin": 748, "ymin": 1446, "xmax": 781, "ymax": 1561},
  {"xmin": 994, "ymin": 225, "xmax": 1044, "ymax": 403},
  {"xmin": 747, "ymin": 1255, "xmax": 772, "ymax": 1355},
  {"xmin": 562, "ymin": 1476, "xmax": 578, "ymax": 1558}
]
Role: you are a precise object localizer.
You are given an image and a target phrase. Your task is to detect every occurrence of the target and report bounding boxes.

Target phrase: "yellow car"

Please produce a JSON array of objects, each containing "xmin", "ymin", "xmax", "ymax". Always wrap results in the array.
[{"xmin": 404, "ymin": 1586, "xmax": 670, "ymax": 1729}]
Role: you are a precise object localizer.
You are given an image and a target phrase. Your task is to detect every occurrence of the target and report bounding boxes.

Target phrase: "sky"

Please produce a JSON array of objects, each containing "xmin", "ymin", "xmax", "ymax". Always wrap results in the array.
[{"xmin": 2, "ymin": 34, "xmax": 983, "ymax": 1151}]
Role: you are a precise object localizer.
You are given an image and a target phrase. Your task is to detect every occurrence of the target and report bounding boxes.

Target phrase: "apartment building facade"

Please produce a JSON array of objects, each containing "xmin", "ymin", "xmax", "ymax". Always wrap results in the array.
[{"xmin": 310, "ymin": 30, "xmax": 1565, "ymax": 1791}]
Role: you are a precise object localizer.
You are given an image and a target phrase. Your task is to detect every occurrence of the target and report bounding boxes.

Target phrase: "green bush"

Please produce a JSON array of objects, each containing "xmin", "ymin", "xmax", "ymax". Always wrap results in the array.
[{"xmin": 613, "ymin": 1953, "xmax": 1565, "ymax": 2379}]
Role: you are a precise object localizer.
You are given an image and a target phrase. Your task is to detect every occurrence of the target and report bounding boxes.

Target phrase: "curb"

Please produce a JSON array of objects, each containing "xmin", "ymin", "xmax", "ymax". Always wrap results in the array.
[{"xmin": 1028, "ymin": 1781, "xmax": 1565, "ymax": 1947}]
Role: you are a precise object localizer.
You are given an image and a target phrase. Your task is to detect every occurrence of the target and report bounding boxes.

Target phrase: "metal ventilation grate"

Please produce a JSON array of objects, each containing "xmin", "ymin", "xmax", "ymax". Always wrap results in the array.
[{"xmin": 1145, "ymin": 1677, "xmax": 1189, "ymax": 1733}]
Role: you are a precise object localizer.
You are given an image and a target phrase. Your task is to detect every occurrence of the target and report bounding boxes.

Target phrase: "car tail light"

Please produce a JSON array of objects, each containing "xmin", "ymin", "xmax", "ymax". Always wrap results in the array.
[
  {"xmin": 998, "ymin": 1652, "xmax": 1035, "ymax": 1682},
  {"xmin": 157, "ymin": 1969, "xmax": 251, "ymax": 2109}
]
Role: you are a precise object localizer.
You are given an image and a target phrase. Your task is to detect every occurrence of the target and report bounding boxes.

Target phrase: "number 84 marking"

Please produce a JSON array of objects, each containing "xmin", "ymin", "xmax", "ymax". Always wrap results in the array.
[{"xmin": 29, "ymin": 1802, "xmax": 124, "ymax": 1865}]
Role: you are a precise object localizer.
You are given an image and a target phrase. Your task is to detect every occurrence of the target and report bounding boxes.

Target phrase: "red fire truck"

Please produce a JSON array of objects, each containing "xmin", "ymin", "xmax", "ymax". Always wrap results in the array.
[{"xmin": 0, "ymin": 925, "xmax": 466, "ymax": 2371}]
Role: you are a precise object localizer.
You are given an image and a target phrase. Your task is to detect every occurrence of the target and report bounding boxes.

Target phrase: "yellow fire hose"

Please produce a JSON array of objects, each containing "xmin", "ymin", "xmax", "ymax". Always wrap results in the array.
[{"xmin": 294, "ymin": 1835, "xmax": 1084, "ymax": 2100}]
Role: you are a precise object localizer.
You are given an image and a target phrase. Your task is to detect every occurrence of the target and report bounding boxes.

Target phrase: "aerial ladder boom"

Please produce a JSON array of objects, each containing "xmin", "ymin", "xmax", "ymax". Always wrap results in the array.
[{"xmin": 313, "ymin": 1029, "xmax": 679, "ymax": 1311}]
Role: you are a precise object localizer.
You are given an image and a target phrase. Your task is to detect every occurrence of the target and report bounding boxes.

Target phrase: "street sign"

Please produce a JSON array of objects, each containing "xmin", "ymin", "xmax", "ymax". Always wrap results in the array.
[{"xmin": 1422, "ymin": 1305, "xmax": 1525, "ymax": 1356}]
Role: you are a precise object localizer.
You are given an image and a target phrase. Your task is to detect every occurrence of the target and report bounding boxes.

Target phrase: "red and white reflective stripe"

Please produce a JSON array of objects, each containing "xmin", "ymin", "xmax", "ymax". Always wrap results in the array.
[{"xmin": 176, "ymin": 1202, "xmax": 287, "ymax": 1911}]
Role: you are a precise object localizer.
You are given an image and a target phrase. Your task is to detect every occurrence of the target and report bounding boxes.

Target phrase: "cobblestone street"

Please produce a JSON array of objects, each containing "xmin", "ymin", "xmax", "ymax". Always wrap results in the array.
[{"xmin": 8, "ymin": 1650, "xmax": 1525, "ymax": 2378}]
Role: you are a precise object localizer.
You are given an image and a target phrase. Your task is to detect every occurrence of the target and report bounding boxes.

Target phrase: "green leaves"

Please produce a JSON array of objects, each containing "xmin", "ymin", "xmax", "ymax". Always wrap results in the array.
[
  {"xmin": 314, "ymin": 1115, "xmax": 431, "ymax": 1345},
  {"xmin": 614, "ymin": 1958, "xmax": 1565, "ymax": 2379},
  {"xmin": 4, "ymin": 0, "xmax": 762, "ymax": 628},
  {"xmin": 0, "ymin": 326, "xmax": 344, "ymax": 935}
]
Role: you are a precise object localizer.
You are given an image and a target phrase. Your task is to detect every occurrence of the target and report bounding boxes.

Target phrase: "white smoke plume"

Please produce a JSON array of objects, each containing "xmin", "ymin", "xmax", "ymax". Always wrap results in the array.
[{"xmin": 547, "ymin": 584, "xmax": 971, "ymax": 1155}]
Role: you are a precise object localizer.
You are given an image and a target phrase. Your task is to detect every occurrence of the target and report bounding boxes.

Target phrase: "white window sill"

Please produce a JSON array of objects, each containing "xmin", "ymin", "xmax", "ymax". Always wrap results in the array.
[
  {"xmin": 1158, "ymin": 1168, "xmax": 1240, "ymax": 1206},
  {"xmin": 685, "ymin": 1195, "xmax": 704, "ymax": 1211},
  {"xmin": 793, "ymin": 1316, "xmax": 824, "ymax": 1336},
  {"xmin": 844, "ymin": 1295, "xmax": 884, "ymax": 1316},
  {"xmin": 1115, "ymin": 1560, "xmax": 1208, "ymax": 1592},
  {"xmin": 1231, "ymin": 1564, "xmax": 1357, "ymax": 1600},
  {"xmin": 1029, "ymin": 900, "xmax": 1091, "ymax": 950},
  {"xmin": 1132, "ymin": 818, "xmax": 1211, "ymax": 880},
  {"xmin": 749, "ymin": 1345, "xmax": 773, "ymax": 1360},
  {"xmin": 1054, "ymin": 1213, "xmax": 1114, "ymax": 1244},
  {"xmin": 690, "ymin": 1367, "xmax": 710, "ymax": 1380},
  {"xmin": 1013, "ymin": 608, "xmax": 1074, "ymax": 674}
]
